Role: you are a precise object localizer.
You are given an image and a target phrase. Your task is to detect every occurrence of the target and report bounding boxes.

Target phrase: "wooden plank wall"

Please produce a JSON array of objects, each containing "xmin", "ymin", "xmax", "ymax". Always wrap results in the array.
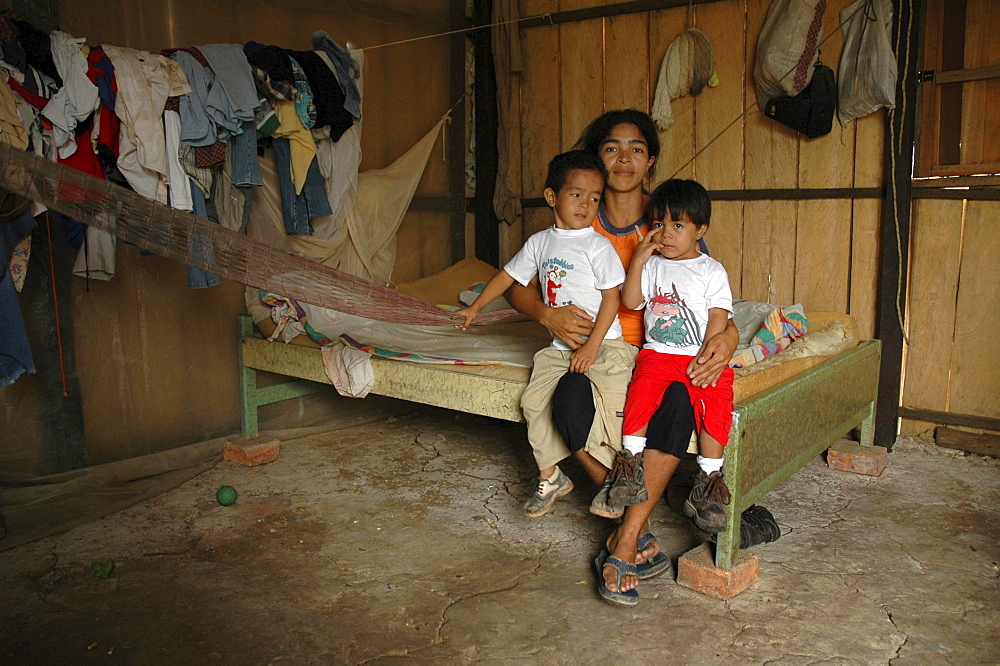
[
  {"xmin": 902, "ymin": 199, "xmax": 1000, "ymax": 435},
  {"xmin": 513, "ymin": 0, "xmax": 883, "ymax": 338},
  {"xmin": 512, "ymin": 0, "xmax": 1000, "ymax": 435}
]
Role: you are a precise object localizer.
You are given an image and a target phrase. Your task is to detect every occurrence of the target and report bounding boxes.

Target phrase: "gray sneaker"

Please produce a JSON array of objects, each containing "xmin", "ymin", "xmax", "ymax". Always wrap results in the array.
[
  {"xmin": 523, "ymin": 467, "xmax": 574, "ymax": 518},
  {"xmin": 608, "ymin": 450, "xmax": 648, "ymax": 506},
  {"xmin": 683, "ymin": 470, "xmax": 732, "ymax": 533},
  {"xmin": 589, "ymin": 477, "xmax": 624, "ymax": 519}
]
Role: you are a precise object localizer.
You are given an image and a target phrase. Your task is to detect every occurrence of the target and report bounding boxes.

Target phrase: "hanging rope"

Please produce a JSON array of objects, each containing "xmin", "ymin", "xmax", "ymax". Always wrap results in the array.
[
  {"xmin": 888, "ymin": 0, "xmax": 914, "ymax": 344},
  {"xmin": 44, "ymin": 211, "xmax": 69, "ymax": 397}
]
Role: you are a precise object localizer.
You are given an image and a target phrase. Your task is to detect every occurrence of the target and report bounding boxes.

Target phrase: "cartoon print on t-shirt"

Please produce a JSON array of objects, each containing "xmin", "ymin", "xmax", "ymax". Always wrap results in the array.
[
  {"xmin": 648, "ymin": 283, "xmax": 701, "ymax": 347},
  {"xmin": 542, "ymin": 258, "xmax": 575, "ymax": 306}
]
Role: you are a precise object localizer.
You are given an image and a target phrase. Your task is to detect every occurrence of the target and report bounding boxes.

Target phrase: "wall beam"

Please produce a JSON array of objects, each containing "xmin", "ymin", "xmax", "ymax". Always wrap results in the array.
[
  {"xmin": 519, "ymin": 0, "xmax": 731, "ymax": 28},
  {"xmin": 875, "ymin": 0, "xmax": 923, "ymax": 450}
]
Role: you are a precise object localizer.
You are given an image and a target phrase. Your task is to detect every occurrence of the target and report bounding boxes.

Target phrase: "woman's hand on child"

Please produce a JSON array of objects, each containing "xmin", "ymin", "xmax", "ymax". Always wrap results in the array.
[
  {"xmin": 540, "ymin": 305, "xmax": 594, "ymax": 350},
  {"xmin": 687, "ymin": 333, "xmax": 733, "ymax": 387},
  {"xmin": 454, "ymin": 307, "xmax": 478, "ymax": 330}
]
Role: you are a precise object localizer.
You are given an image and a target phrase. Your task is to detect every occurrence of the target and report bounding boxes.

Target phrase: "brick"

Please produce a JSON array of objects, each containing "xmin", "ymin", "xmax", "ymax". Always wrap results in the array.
[
  {"xmin": 827, "ymin": 439, "xmax": 888, "ymax": 476},
  {"xmin": 676, "ymin": 543, "xmax": 760, "ymax": 600},
  {"xmin": 223, "ymin": 437, "xmax": 281, "ymax": 466}
]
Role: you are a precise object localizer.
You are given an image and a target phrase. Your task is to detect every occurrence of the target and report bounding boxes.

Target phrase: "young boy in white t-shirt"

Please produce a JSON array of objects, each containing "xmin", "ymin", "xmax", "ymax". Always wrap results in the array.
[
  {"xmin": 456, "ymin": 150, "xmax": 635, "ymax": 518},
  {"xmin": 618, "ymin": 178, "xmax": 736, "ymax": 533}
]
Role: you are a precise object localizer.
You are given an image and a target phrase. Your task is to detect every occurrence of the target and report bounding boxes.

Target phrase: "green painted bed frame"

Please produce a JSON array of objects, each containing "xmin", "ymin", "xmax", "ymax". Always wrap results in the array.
[{"xmin": 238, "ymin": 314, "xmax": 881, "ymax": 571}]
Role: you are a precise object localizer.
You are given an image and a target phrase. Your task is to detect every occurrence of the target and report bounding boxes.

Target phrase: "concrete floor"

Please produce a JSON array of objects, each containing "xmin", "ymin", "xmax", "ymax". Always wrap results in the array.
[{"xmin": 2, "ymin": 397, "xmax": 999, "ymax": 663}]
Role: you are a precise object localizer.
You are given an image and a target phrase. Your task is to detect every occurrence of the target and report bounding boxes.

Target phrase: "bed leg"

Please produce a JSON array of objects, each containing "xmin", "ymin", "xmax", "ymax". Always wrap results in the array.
[
  {"xmin": 238, "ymin": 315, "xmax": 259, "ymax": 439},
  {"xmin": 859, "ymin": 400, "xmax": 875, "ymax": 448},
  {"xmin": 714, "ymin": 505, "xmax": 741, "ymax": 570}
]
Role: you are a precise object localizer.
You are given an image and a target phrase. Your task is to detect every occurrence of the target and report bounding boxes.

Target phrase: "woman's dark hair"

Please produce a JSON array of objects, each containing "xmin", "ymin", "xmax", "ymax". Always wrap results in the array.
[
  {"xmin": 574, "ymin": 109, "xmax": 660, "ymax": 179},
  {"xmin": 543, "ymin": 150, "xmax": 608, "ymax": 193},
  {"xmin": 648, "ymin": 179, "xmax": 711, "ymax": 228}
]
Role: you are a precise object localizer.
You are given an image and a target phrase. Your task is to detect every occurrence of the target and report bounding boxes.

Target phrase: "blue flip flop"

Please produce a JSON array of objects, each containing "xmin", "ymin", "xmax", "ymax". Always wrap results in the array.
[
  {"xmin": 595, "ymin": 553, "xmax": 639, "ymax": 607},
  {"xmin": 636, "ymin": 532, "xmax": 671, "ymax": 580},
  {"xmin": 597, "ymin": 532, "xmax": 671, "ymax": 581}
]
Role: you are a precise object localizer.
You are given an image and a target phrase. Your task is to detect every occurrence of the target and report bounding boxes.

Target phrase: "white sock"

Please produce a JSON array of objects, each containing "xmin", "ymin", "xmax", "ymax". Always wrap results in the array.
[
  {"xmin": 545, "ymin": 467, "xmax": 561, "ymax": 482},
  {"xmin": 697, "ymin": 455, "xmax": 723, "ymax": 476},
  {"xmin": 623, "ymin": 435, "xmax": 647, "ymax": 455}
]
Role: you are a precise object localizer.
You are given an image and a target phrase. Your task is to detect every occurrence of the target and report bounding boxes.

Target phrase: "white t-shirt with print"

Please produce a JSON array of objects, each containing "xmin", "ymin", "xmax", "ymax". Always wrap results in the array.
[
  {"xmin": 636, "ymin": 253, "xmax": 733, "ymax": 356},
  {"xmin": 505, "ymin": 226, "xmax": 625, "ymax": 351}
]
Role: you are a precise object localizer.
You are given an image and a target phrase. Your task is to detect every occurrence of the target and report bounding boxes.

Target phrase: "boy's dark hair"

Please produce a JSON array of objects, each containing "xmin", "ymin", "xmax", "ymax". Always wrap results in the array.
[
  {"xmin": 543, "ymin": 150, "xmax": 608, "ymax": 193},
  {"xmin": 574, "ymin": 109, "xmax": 661, "ymax": 179},
  {"xmin": 648, "ymin": 179, "xmax": 711, "ymax": 228}
]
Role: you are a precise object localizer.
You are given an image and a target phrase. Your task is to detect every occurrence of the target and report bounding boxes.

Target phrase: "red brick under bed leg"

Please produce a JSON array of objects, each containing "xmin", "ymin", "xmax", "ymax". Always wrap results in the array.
[{"xmin": 223, "ymin": 436, "xmax": 281, "ymax": 466}]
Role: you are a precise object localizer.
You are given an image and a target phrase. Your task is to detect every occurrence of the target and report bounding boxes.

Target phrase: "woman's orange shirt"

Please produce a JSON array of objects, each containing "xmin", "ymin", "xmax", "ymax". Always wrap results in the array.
[{"xmin": 591, "ymin": 215, "xmax": 649, "ymax": 347}]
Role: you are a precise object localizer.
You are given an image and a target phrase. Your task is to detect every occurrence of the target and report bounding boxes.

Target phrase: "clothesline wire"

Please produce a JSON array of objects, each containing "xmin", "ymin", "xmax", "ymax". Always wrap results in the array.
[{"xmin": 360, "ymin": 13, "xmax": 536, "ymax": 52}]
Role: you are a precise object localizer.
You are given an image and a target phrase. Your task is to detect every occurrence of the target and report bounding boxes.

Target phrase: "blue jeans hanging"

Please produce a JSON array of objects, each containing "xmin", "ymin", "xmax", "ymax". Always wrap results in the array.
[
  {"xmin": 188, "ymin": 179, "xmax": 222, "ymax": 289},
  {"xmin": 272, "ymin": 137, "xmax": 331, "ymax": 236}
]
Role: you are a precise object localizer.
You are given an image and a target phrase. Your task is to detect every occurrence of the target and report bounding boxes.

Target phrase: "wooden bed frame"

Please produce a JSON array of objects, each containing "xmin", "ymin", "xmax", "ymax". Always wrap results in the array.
[{"xmin": 237, "ymin": 314, "xmax": 880, "ymax": 571}]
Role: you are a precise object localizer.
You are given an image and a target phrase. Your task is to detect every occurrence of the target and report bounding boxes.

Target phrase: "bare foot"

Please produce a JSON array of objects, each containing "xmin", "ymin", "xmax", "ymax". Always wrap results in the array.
[
  {"xmin": 608, "ymin": 520, "xmax": 659, "ymax": 566},
  {"xmin": 603, "ymin": 528, "xmax": 639, "ymax": 593}
]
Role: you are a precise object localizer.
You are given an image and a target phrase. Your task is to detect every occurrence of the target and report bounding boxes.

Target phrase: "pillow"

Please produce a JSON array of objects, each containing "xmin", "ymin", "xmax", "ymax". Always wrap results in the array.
[
  {"xmin": 459, "ymin": 282, "xmax": 512, "ymax": 313},
  {"xmin": 732, "ymin": 300, "xmax": 779, "ymax": 348}
]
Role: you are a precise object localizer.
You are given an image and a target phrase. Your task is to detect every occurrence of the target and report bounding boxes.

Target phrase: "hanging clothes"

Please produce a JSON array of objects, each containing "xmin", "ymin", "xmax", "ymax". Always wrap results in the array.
[
  {"xmin": 0, "ymin": 210, "xmax": 37, "ymax": 387},
  {"xmin": 169, "ymin": 49, "xmax": 216, "ymax": 148},
  {"xmin": 196, "ymin": 43, "xmax": 258, "ymax": 135},
  {"xmin": 102, "ymin": 45, "xmax": 190, "ymax": 203},
  {"xmin": 41, "ymin": 30, "xmax": 98, "ymax": 159},
  {"xmin": 285, "ymin": 49, "xmax": 352, "ymax": 140},
  {"xmin": 310, "ymin": 31, "xmax": 361, "ymax": 122}
]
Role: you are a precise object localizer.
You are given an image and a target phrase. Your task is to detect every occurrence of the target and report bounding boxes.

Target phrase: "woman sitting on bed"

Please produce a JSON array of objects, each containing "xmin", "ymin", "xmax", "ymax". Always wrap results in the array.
[{"xmin": 506, "ymin": 109, "xmax": 762, "ymax": 606}]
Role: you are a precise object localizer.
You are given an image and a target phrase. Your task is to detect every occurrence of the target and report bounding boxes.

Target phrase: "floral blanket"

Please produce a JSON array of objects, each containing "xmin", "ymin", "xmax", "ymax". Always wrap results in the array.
[{"xmin": 729, "ymin": 304, "xmax": 809, "ymax": 368}]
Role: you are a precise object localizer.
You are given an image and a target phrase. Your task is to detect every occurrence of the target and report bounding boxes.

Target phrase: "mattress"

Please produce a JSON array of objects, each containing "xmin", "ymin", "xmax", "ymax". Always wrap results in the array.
[{"xmin": 243, "ymin": 256, "xmax": 860, "ymax": 420}]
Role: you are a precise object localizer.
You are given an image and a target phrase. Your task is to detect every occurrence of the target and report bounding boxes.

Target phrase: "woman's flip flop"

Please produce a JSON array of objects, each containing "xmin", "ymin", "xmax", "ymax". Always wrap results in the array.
[
  {"xmin": 635, "ymin": 532, "xmax": 671, "ymax": 580},
  {"xmin": 599, "ymin": 532, "xmax": 671, "ymax": 581},
  {"xmin": 594, "ymin": 553, "xmax": 639, "ymax": 607}
]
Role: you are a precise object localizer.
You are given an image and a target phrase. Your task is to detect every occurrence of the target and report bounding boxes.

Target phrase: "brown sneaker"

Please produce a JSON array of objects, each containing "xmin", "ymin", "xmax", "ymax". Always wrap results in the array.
[
  {"xmin": 607, "ymin": 450, "xmax": 648, "ymax": 506},
  {"xmin": 683, "ymin": 470, "xmax": 732, "ymax": 533}
]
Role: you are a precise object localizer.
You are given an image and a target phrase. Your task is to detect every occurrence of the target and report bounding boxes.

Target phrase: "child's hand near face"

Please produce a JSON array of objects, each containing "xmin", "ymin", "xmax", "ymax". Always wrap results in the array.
[
  {"xmin": 631, "ymin": 225, "xmax": 665, "ymax": 268},
  {"xmin": 454, "ymin": 306, "xmax": 479, "ymax": 330},
  {"xmin": 570, "ymin": 340, "xmax": 598, "ymax": 373}
]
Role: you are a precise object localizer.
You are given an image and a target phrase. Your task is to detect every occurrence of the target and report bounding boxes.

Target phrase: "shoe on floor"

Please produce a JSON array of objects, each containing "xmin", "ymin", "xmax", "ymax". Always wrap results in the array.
[
  {"xmin": 702, "ymin": 504, "xmax": 782, "ymax": 548},
  {"xmin": 523, "ymin": 467, "xmax": 574, "ymax": 518},
  {"xmin": 589, "ymin": 477, "xmax": 624, "ymax": 519},
  {"xmin": 739, "ymin": 504, "xmax": 781, "ymax": 547},
  {"xmin": 607, "ymin": 450, "xmax": 648, "ymax": 506},
  {"xmin": 683, "ymin": 470, "xmax": 731, "ymax": 533}
]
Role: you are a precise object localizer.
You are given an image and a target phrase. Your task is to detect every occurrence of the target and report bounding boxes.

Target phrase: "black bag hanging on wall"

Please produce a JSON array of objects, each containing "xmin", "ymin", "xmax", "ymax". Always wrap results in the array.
[{"xmin": 764, "ymin": 60, "xmax": 837, "ymax": 138}]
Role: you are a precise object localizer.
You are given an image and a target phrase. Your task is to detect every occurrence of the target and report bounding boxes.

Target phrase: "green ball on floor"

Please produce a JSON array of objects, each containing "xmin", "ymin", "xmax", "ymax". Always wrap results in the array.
[{"xmin": 216, "ymin": 485, "xmax": 238, "ymax": 506}]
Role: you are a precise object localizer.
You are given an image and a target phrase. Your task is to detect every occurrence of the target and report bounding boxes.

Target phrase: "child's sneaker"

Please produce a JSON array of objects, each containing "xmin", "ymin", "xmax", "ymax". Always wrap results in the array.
[
  {"xmin": 607, "ymin": 450, "xmax": 648, "ymax": 506},
  {"xmin": 523, "ymin": 467, "xmax": 574, "ymax": 518},
  {"xmin": 683, "ymin": 470, "xmax": 731, "ymax": 532},
  {"xmin": 589, "ymin": 477, "xmax": 624, "ymax": 519}
]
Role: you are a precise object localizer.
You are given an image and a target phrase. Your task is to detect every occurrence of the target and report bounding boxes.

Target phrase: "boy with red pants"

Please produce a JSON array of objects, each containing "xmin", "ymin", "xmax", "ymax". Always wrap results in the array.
[{"xmin": 618, "ymin": 178, "xmax": 734, "ymax": 532}]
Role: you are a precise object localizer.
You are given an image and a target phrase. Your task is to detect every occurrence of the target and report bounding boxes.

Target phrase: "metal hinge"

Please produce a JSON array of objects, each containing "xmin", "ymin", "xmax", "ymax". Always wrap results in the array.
[{"xmin": 917, "ymin": 70, "xmax": 935, "ymax": 83}]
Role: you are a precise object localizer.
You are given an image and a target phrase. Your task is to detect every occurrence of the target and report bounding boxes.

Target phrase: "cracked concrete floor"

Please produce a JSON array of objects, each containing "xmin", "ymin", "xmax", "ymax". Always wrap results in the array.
[{"xmin": 2, "ymin": 398, "xmax": 999, "ymax": 664}]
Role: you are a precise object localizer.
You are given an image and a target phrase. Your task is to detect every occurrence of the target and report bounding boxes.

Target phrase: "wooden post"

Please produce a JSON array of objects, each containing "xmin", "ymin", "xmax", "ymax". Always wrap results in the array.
[
  {"xmin": 472, "ymin": 0, "xmax": 500, "ymax": 267},
  {"xmin": 875, "ymin": 0, "xmax": 923, "ymax": 450},
  {"xmin": 449, "ymin": 0, "xmax": 468, "ymax": 264}
]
